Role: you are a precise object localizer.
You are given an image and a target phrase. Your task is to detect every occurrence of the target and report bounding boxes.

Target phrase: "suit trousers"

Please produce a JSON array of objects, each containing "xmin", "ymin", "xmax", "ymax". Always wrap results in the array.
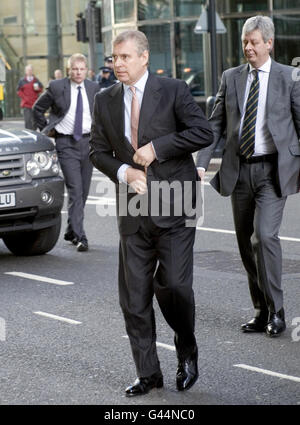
[
  {"xmin": 118, "ymin": 216, "xmax": 196, "ymax": 377},
  {"xmin": 23, "ymin": 108, "xmax": 37, "ymax": 130},
  {"xmin": 55, "ymin": 134, "xmax": 93, "ymax": 241},
  {"xmin": 231, "ymin": 160, "xmax": 287, "ymax": 314}
]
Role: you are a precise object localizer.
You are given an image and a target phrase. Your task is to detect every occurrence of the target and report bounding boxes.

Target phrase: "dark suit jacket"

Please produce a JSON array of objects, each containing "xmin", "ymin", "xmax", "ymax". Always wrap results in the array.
[
  {"xmin": 196, "ymin": 59, "xmax": 300, "ymax": 197},
  {"xmin": 32, "ymin": 77, "xmax": 100, "ymax": 135},
  {"xmin": 90, "ymin": 73, "xmax": 213, "ymax": 235}
]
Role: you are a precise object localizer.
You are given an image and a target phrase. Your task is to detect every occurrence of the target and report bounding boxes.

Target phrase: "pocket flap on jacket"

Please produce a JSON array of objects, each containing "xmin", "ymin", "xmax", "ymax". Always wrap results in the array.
[{"xmin": 289, "ymin": 144, "xmax": 300, "ymax": 156}]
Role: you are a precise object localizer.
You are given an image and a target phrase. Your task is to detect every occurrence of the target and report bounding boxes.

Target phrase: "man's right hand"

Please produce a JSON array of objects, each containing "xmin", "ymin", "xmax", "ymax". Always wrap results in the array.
[{"xmin": 125, "ymin": 168, "xmax": 147, "ymax": 194}]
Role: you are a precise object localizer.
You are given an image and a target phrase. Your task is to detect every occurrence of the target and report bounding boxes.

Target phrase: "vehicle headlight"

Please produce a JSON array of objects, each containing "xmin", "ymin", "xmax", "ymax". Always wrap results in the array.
[{"xmin": 26, "ymin": 151, "xmax": 60, "ymax": 177}]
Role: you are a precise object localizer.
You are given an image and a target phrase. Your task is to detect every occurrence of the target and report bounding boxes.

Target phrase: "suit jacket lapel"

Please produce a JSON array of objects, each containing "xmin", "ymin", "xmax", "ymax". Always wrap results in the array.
[
  {"xmin": 107, "ymin": 83, "xmax": 134, "ymax": 150},
  {"xmin": 84, "ymin": 80, "xmax": 95, "ymax": 114},
  {"xmin": 138, "ymin": 73, "xmax": 162, "ymax": 143},
  {"xmin": 234, "ymin": 64, "xmax": 249, "ymax": 115},
  {"xmin": 63, "ymin": 78, "xmax": 71, "ymax": 112},
  {"xmin": 266, "ymin": 60, "xmax": 282, "ymax": 117}
]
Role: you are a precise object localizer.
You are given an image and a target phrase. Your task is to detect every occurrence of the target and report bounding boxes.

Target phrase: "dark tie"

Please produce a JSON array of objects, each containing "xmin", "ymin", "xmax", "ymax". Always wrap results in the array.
[
  {"xmin": 240, "ymin": 70, "xmax": 260, "ymax": 158},
  {"xmin": 73, "ymin": 86, "xmax": 83, "ymax": 141}
]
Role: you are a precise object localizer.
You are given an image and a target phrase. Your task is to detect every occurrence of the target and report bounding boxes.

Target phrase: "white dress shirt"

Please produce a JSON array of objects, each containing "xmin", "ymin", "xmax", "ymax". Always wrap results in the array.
[
  {"xmin": 239, "ymin": 56, "xmax": 276, "ymax": 155},
  {"xmin": 55, "ymin": 80, "xmax": 92, "ymax": 135},
  {"xmin": 117, "ymin": 70, "xmax": 149, "ymax": 183}
]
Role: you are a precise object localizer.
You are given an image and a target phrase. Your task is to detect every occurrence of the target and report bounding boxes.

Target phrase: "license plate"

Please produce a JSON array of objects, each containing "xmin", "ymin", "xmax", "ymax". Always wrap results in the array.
[{"xmin": 0, "ymin": 192, "xmax": 16, "ymax": 208}]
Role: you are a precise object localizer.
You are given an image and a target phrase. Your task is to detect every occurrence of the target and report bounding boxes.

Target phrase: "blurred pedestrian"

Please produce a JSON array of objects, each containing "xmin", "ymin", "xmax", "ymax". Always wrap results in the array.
[
  {"xmin": 17, "ymin": 64, "xmax": 43, "ymax": 130},
  {"xmin": 54, "ymin": 69, "xmax": 63, "ymax": 80},
  {"xmin": 97, "ymin": 56, "xmax": 117, "ymax": 84},
  {"xmin": 98, "ymin": 66, "xmax": 116, "ymax": 91},
  {"xmin": 33, "ymin": 53, "xmax": 99, "ymax": 252},
  {"xmin": 87, "ymin": 69, "xmax": 96, "ymax": 81}
]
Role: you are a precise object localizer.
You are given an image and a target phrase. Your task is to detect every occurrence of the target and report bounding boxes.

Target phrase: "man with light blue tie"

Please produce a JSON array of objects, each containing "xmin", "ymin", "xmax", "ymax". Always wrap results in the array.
[
  {"xmin": 197, "ymin": 16, "xmax": 300, "ymax": 337},
  {"xmin": 33, "ymin": 53, "xmax": 99, "ymax": 252}
]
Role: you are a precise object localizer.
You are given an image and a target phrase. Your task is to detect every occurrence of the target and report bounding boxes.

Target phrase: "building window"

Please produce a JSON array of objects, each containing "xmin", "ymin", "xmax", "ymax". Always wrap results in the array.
[
  {"xmin": 174, "ymin": 0, "xmax": 203, "ymax": 18},
  {"xmin": 102, "ymin": 0, "xmax": 112, "ymax": 26},
  {"xmin": 114, "ymin": 0, "xmax": 135, "ymax": 23},
  {"xmin": 274, "ymin": 0, "xmax": 300, "ymax": 9},
  {"xmin": 24, "ymin": 0, "xmax": 36, "ymax": 34},
  {"xmin": 274, "ymin": 14, "xmax": 300, "ymax": 65},
  {"xmin": 139, "ymin": 24, "xmax": 171, "ymax": 77},
  {"xmin": 138, "ymin": 0, "xmax": 170, "ymax": 20},
  {"xmin": 217, "ymin": 0, "xmax": 268, "ymax": 14},
  {"xmin": 220, "ymin": 18, "xmax": 246, "ymax": 69},
  {"xmin": 175, "ymin": 21, "xmax": 204, "ymax": 96}
]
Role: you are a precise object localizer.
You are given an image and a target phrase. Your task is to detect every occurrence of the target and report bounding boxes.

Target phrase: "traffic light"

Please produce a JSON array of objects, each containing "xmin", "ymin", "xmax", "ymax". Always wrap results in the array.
[
  {"xmin": 88, "ymin": 4, "xmax": 102, "ymax": 43},
  {"xmin": 76, "ymin": 17, "xmax": 88, "ymax": 43}
]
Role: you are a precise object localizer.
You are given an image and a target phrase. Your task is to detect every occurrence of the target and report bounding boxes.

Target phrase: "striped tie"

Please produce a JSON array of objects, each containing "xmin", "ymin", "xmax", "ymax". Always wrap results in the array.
[{"xmin": 240, "ymin": 70, "xmax": 260, "ymax": 158}]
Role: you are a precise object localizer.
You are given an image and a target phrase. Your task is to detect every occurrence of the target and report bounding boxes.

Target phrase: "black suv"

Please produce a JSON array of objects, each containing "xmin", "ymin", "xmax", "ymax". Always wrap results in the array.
[{"xmin": 0, "ymin": 127, "xmax": 64, "ymax": 255}]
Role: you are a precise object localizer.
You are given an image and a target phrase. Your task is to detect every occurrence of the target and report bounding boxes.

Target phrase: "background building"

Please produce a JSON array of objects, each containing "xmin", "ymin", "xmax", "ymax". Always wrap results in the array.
[{"xmin": 0, "ymin": 0, "xmax": 299, "ymax": 118}]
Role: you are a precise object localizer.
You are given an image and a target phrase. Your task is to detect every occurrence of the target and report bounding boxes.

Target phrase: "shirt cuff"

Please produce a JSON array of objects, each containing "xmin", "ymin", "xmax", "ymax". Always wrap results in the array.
[
  {"xmin": 117, "ymin": 164, "xmax": 131, "ymax": 183},
  {"xmin": 197, "ymin": 166, "xmax": 206, "ymax": 172},
  {"xmin": 150, "ymin": 141, "xmax": 157, "ymax": 159}
]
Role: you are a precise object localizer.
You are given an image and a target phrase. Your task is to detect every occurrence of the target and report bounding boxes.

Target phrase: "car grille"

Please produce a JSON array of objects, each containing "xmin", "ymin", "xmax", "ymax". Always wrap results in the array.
[{"xmin": 0, "ymin": 154, "xmax": 25, "ymax": 185}]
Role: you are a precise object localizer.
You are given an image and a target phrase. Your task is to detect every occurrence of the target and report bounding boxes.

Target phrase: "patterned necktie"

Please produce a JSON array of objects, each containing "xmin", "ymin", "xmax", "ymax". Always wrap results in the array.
[
  {"xmin": 129, "ymin": 86, "xmax": 140, "ymax": 150},
  {"xmin": 73, "ymin": 86, "xmax": 83, "ymax": 141},
  {"xmin": 240, "ymin": 70, "xmax": 260, "ymax": 158}
]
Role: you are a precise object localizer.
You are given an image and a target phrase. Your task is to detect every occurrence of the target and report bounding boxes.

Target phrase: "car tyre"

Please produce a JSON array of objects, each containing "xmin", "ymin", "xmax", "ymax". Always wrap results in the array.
[{"xmin": 3, "ymin": 215, "xmax": 61, "ymax": 256}]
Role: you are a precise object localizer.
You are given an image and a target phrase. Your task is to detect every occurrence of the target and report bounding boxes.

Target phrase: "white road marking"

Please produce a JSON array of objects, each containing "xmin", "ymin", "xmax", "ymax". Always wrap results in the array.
[
  {"xmin": 5, "ymin": 272, "xmax": 74, "ymax": 286},
  {"xmin": 86, "ymin": 197, "xmax": 116, "ymax": 205},
  {"xmin": 122, "ymin": 335, "xmax": 175, "ymax": 351},
  {"xmin": 196, "ymin": 226, "xmax": 300, "ymax": 242},
  {"xmin": 197, "ymin": 226, "xmax": 235, "ymax": 235},
  {"xmin": 234, "ymin": 364, "xmax": 300, "ymax": 383},
  {"xmin": 34, "ymin": 311, "xmax": 81, "ymax": 325}
]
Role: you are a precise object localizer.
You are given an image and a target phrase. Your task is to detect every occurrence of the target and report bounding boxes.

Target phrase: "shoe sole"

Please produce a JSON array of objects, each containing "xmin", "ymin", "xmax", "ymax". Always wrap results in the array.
[
  {"xmin": 241, "ymin": 328, "xmax": 266, "ymax": 333},
  {"xmin": 125, "ymin": 379, "xmax": 163, "ymax": 397}
]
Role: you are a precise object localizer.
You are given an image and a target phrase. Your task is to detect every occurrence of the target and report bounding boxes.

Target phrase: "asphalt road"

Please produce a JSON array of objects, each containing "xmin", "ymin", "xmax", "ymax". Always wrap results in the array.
[{"xmin": 0, "ymin": 160, "xmax": 300, "ymax": 407}]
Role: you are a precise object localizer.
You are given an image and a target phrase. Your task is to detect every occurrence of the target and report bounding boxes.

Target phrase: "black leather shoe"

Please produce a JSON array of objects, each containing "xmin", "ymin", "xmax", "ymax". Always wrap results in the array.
[
  {"xmin": 64, "ymin": 231, "xmax": 78, "ymax": 245},
  {"xmin": 125, "ymin": 372, "xmax": 163, "ymax": 397},
  {"xmin": 176, "ymin": 346, "xmax": 198, "ymax": 391},
  {"xmin": 266, "ymin": 308, "xmax": 286, "ymax": 337},
  {"xmin": 77, "ymin": 239, "xmax": 88, "ymax": 252},
  {"xmin": 241, "ymin": 314, "xmax": 268, "ymax": 333}
]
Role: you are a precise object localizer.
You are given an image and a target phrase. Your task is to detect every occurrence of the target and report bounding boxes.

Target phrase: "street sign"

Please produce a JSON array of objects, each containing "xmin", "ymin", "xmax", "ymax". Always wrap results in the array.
[{"xmin": 194, "ymin": 9, "xmax": 227, "ymax": 34}]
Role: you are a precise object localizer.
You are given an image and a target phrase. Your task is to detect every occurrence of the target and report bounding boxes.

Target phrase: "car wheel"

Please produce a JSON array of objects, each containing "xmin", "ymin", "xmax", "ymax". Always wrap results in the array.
[{"xmin": 3, "ymin": 215, "xmax": 61, "ymax": 256}]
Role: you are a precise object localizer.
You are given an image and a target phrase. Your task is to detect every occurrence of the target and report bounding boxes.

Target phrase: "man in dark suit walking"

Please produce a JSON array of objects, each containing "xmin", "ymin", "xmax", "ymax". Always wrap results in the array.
[
  {"xmin": 197, "ymin": 16, "xmax": 300, "ymax": 337},
  {"xmin": 90, "ymin": 30, "xmax": 213, "ymax": 396},
  {"xmin": 33, "ymin": 53, "xmax": 99, "ymax": 252}
]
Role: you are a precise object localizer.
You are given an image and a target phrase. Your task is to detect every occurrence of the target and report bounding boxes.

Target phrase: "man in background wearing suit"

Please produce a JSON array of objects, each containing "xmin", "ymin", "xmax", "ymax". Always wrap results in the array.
[
  {"xmin": 90, "ymin": 30, "xmax": 213, "ymax": 396},
  {"xmin": 197, "ymin": 16, "xmax": 300, "ymax": 337},
  {"xmin": 33, "ymin": 54, "xmax": 99, "ymax": 252}
]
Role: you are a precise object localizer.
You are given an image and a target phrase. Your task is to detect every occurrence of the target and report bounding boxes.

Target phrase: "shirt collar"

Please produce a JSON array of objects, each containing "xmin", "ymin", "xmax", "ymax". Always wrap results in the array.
[
  {"xmin": 71, "ymin": 80, "xmax": 84, "ymax": 89},
  {"xmin": 249, "ymin": 56, "xmax": 271, "ymax": 74},
  {"xmin": 123, "ymin": 70, "xmax": 149, "ymax": 93}
]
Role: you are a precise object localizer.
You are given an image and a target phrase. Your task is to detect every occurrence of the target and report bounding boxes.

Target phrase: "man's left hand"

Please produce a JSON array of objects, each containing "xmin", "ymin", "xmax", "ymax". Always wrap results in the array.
[{"xmin": 133, "ymin": 143, "xmax": 156, "ymax": 168}]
